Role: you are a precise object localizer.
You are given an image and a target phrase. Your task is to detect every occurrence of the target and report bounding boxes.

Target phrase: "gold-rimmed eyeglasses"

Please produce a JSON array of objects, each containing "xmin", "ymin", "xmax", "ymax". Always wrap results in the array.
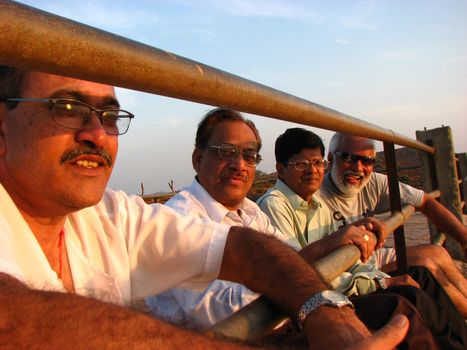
[{"xmin": 2, "ymin": 98, "xmax": 134, "ymax": 135}]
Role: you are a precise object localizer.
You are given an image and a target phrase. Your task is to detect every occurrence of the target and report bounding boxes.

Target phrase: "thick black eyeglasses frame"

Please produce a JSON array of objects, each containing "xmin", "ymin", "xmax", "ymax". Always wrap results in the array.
[
  {"xmin": 208, "ymin": 144, "xmax": 262, "ymax": 166},
  {"xmin": 2, "ymin": 97, "xmax": 134, "ymax": 135},
  {"xmin": 334, "ymin": 151, "xmax": 376, "ymax": 166},
  {"xmin": 284, "ymin": 159, "xmax": 328, "ymax": 171}
]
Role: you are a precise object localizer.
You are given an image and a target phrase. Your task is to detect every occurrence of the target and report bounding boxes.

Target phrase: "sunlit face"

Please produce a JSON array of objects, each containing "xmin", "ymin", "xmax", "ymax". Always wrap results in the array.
[
  {"xmin": 193, "ymin": 120, "xmax": 259, "ymax": 211},
  {"xmin": 0, "ymin": 72, "xmax": 119, "ymax": 217},
  {"xmin": 329, "ymin": 136, "xmax": 375, "ymax": 196},
  {"xmin": 277, "ymin": 148, "xmax": 325, "ymax": 203}
]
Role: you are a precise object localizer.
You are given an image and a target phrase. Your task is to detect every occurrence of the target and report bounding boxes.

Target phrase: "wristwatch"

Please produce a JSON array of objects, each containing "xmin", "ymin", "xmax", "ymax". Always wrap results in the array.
[{"xmin": 297, "ymin": 290, "xmax": 353, "ymax": 329}]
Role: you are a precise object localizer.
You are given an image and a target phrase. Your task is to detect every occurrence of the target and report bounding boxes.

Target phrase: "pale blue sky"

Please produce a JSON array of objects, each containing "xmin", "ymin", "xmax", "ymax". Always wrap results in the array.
[{"xmin": 16, "ymin": 0, "xmax": 467, "ymax": 195}]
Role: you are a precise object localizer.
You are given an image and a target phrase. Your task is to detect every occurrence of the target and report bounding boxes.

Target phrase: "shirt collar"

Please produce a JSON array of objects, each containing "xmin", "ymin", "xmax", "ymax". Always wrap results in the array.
[
  {"xmin": 274, "ymin": 179, "xmax": 322, "ymax": 210},
  {"xmin": 191, "ymin": 177, "xmax": 256, "ymax": 223}
]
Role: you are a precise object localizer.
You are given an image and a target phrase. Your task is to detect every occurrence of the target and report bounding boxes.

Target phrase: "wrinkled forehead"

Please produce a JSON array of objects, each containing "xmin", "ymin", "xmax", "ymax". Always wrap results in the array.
[
  {"xmin": 21, "ymin": 71, "xmax": 118, "ymax": 105},
  {"xmin": 339, "ymin": 135, "xmax": 376, "ymax": 155},
  {"xmin": 209, "ymin": 120, "xmax": 259, "ymax": 148}
]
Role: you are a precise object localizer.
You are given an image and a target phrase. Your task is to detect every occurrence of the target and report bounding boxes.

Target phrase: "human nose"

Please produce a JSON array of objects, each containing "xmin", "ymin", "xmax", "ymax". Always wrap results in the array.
[
  {"xmin": 75, "ymin": 113, "xmax": 108, "ymax": 147},
  {"xmin": 308, "ymin": 162, "xmax": 320, "ymax": 172},
  {"xmin": 351, "ymin": 158, "xmax": 364, "ymax": 172},
  {"xmin": 227, "ymin": 153, "xmax": 248, "ymax": 169}
]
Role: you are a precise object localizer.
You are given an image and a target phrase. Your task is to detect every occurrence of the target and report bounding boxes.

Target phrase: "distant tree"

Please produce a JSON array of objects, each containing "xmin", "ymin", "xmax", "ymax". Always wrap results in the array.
[{"xmin": 168, "ymin": 180, "xmax": 175, "ymax": 193}]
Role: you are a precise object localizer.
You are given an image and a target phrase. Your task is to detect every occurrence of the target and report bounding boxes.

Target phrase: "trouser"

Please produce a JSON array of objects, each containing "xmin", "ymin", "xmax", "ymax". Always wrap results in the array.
[
  {"xmin": 385, "ymin": 266, "xmax": 467, "ymax": 350},
  {"xmin": 264, "ymin": 291, "xmax": 439, "ymax": 349},
  {"xmin": 265, "ymin": 266, "xmax": 464, "ymax": 349},
  {"xmin": 353, "ymin": 292, "xmax": 439, "ymax": 350}
]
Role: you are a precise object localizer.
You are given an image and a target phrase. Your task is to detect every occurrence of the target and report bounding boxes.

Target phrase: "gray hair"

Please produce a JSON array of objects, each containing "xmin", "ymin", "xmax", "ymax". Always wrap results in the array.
[{"xmin": 328, "ymin": 132, "xmax": 376, "ymax": 154}]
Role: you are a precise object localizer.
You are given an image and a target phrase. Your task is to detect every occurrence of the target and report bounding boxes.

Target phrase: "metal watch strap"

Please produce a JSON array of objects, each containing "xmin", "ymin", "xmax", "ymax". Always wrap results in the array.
[{"xmin": 297, "ymin": 290, "xmax": 353, "ymax": 330}]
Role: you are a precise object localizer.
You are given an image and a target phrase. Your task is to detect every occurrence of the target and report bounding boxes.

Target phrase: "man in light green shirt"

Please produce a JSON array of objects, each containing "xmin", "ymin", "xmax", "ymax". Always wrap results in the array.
[{"xmin": 257, "ymin": 128, "xmax": 338, "ymax": 248}]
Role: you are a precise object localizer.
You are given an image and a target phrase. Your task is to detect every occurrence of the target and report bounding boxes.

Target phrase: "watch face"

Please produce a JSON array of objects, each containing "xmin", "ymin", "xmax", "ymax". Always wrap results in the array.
[{"xmin": 321, "ymin": 290, "xmax": 351, "ymax": 306}]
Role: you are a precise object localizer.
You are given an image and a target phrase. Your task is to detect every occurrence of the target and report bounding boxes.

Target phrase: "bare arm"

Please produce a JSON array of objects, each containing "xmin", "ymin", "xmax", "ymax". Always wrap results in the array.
[
  {"xmin": 0, "ymin": 273, "xmax": 259, "ymax": 350},
  {"xmin": 219, "ymin": 227, "xmax": 371, "ymax": 348},
  {"xmin": 298, "ymin": 225, "xmax": 377, "ymax": 264},
  {"xmin": 418, "ymin": 195, "xmax": 467, "ymax": 246}
]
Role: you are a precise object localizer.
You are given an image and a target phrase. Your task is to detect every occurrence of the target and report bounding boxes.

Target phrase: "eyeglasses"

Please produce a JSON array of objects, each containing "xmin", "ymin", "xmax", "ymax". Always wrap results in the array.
[
  {"xmin": 209, "ymin": 144, "xmax": 262, "ymax": 166},
  {"xmin": 3, "ymin": 98, "xmax": 134, "ymax": 135},
  {"xmin": 284, "ymin": 159, "xmax": 328, "ymax": 171},
  {"xmin": 335, "ymin": 152, "xmax": 376, "ymax": 167}
]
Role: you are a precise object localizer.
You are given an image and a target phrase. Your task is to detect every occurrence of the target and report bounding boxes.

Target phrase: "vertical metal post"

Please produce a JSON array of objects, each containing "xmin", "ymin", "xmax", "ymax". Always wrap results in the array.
[
  {"xmin": 457, "ymin": 153, "xmax": 467, "ymax": 214},
  {"xmin": 416, "ymin": 127, "xmax": 463, "ymax": 259},
  {"xmin": 383, "ymin": 142, "xmax": 408, "ymax": 274}
]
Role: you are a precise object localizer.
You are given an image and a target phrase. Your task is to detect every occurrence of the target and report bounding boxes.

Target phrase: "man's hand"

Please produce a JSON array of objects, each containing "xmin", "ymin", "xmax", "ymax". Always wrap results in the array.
[
  {"xmin": 342, "ymin": 315, "xmax": 409, "ymax": 350},
  {"xmin": 303, "ymin": 306, "xmax": 371, "ymax": 349},
  {"xmin": 331, "ymin": 225, "xmax": 377, "ymax": 262},
  {"xmin": 380, "ymin": 275, "xmax": 420, "ymax": 290},
  {"xmin": 353, "ymin": 217, "xmax": 389, "ymax": 249}
]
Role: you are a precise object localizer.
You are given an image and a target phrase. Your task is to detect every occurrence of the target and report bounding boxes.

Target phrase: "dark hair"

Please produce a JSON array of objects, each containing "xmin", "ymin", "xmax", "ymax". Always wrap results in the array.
[
  {"xmin": 275, "ymin": 128, "xmax": 325, "ymax": 163},
  {"xmin": 0, "ymin": 65, "xmax": 28, "ymax": 109},
  {"xmin": 195, "ymin": 107, "xmax": 262, "ymax": 151}
]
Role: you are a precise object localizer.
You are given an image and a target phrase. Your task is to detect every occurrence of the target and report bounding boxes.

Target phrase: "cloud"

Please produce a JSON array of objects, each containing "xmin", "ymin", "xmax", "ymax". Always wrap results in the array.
[
  {"xmin": 176, "ymin": 0, "xmax": 323, "ymax": 22},
  {"xmin": 19, "ymin": 0, "xmax": 160, "ymax": 31},
  {"xmin": 339, "ymin": 18, "xmax": 374, "ymax": 30},
  {"xmin": 380, "ymin": 50, "xmax": 417, "ymax": 60},
  {"xmin": 334, "ymin": 38, "xmax": 351, "ymax": 45},
  {"xmin": 322, "ymin": 81, "xmax": 357, "ymax": 88},
  {"xmin": 337, "ymin": 0, "xmax": 377, "ymax": 30},
  {"xmin": 443, "ymin": 55, "xmax": 467, "ymax": 64}
]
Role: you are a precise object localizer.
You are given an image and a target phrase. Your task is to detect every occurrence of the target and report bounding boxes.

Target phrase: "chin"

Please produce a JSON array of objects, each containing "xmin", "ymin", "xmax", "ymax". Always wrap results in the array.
[
  {"xmin": 63, "ymin": 187, "xmax": 106, "ymax": 210},
  {"xmin": 331, "ymin": 167, "xmax": 366, "ymax": 196}
]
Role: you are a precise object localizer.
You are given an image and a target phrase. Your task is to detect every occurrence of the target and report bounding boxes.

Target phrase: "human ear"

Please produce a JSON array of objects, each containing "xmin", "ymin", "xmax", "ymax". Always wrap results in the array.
[
  {"xmin": 0, "ymin": 106, "xmax": 6, "ymax": 155},
  {"xmin": 192, "ymin": 148, "xmax": 202, "ymax": 172},
  {"xmin": 276, "ymin": 162, "xmax": 285, "ymax": 179}
]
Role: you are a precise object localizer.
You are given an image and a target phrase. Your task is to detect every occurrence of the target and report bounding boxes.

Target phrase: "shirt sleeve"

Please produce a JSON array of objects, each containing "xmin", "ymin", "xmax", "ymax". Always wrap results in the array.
[
  {"xmin": 373, "ymin": 173, "xmax": 425, "ymax": 213},
  {"xmin": 146, "ymin": 280, "xmax": 259, "ymax": 329},
  {"xmin": 108, "ymin": 191, "xmax": 231, "ymax": 300}
]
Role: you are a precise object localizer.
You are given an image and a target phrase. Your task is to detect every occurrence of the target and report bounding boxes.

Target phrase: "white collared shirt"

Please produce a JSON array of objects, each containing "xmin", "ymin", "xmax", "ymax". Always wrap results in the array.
[
  {"xmin": 147, "ymin": 179, "xmax": 299, "ymax": 329},
  {"xmin": 0, "ymin": 184, "xmax": 229, "ymax": 307}
]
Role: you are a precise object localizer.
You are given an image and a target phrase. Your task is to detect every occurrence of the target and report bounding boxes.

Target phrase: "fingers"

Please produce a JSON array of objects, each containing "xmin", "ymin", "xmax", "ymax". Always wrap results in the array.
[
  {"xmin": 354, "ymin": 217, "xmax": 388, "ymax": 248},
  {"xmin": 366, "ymin": 217, "xmax": 389, "ymax": 248},
  {"xmin": 336, "ymin": 226, "xmax": 377, "ymax": 262},
  {"xmin": 343, "ymin": 315, "xmax": 409, "ymax": 350},
  {"xmin": 353, "ymin": 226, "xmax": 376, "ymax": 262}
]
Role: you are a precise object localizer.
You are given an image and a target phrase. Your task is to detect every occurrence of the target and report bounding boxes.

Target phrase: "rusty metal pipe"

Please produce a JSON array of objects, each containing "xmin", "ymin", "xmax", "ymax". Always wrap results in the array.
[{"xmin": 0, "ymin": 0, "xmax": 434, "ymax": 153}]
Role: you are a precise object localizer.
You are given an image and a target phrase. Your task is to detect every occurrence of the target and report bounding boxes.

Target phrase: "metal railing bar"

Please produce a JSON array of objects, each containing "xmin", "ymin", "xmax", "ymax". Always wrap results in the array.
[{"xmin": 0, "ymin": 0, "xmax": 434, "ymax": 153}]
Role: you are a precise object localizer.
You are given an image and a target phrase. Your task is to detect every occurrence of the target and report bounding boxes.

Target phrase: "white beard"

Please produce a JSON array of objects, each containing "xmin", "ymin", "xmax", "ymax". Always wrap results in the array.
[{"xmin": 330, "ymin": 165, "xmax": 371, "ymax": 196}]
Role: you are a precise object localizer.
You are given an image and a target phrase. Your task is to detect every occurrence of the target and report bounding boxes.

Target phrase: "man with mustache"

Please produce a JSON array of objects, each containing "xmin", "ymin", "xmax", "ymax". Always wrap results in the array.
[
  {"xmin": 0, "ymin": 65, "xmax": 416, "ymax": 349},
  {"xmin": 147, "ymin": 108, "xmax": 291, "ymax": 329},
  {"xmin": 319, "ymin": 132, "xmax": 467, "ymax": 317}
]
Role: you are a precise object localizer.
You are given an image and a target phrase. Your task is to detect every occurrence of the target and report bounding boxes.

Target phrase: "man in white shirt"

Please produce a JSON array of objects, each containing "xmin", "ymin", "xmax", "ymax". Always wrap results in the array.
[
  {"xmin": 319, "ymin": 132, "xmax": 467, "ymax": 317},
  {"xmin": 147, "ymin": 108, "xmax": 301, "ymax": 329},
  {"xmin": 0, "ymin": 65, "xmax": 412, "ymax": 349}
]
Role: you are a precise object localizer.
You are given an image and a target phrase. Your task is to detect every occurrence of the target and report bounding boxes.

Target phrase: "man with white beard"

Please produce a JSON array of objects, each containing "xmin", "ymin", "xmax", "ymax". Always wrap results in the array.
[{"xmin": 318, "ymin": 132, "xmax": 467, "ymax": 317}]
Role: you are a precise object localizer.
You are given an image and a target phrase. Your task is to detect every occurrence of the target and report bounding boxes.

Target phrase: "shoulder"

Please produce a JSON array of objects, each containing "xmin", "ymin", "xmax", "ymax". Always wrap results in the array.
[
  {"xmin": 165, "ymin": 188, "xmax": 201, "ymax": 216},
  {"xmin": 257, "ymin": 187, "xmax": 287, "ymax": 206}
]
